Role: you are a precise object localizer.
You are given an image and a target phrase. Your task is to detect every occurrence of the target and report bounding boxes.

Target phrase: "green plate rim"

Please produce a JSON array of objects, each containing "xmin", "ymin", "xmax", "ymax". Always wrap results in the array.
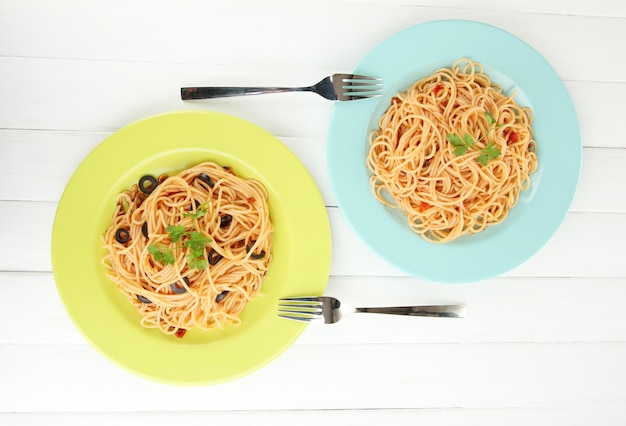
[{"xmin": 51, "ymin": 111, "xmax": 331, "ymax": 385}]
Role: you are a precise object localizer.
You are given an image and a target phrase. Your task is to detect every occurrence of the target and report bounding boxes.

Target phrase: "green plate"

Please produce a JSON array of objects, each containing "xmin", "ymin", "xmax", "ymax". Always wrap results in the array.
[{"xmin": 51, "ymin": 111, "xmax": 331, "ymax": 385}]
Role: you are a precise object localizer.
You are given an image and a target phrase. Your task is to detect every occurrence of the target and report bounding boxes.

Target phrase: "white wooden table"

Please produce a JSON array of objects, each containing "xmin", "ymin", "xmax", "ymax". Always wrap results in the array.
[{"xmin": 1, "ymin": 0, "xmax": 625, "ymax": 424}]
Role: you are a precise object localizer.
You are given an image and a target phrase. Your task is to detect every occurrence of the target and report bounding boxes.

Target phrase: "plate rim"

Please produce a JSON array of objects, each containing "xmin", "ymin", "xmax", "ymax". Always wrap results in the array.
[
  {"xmin": 327, "ymin": 19, "xmax": 582, "ymax": 283},
  {"xmin": 51, "ymin": 110, "xmax": 331, "ymax": 384}
]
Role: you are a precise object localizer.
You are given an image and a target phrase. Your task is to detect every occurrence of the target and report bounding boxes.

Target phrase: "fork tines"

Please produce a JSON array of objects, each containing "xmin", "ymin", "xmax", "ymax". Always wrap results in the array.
[
  {"xmin": 278, "ymin": 297, "xmax": 323, "ymax": 323},
  {"xmin": 337, "ymin": 74, "xmax": 383, "ymax": 97}
]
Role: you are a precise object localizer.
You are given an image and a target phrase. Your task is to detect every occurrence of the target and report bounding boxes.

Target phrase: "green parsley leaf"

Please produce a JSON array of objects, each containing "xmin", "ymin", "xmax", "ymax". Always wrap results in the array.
[
  {"xmin": 183, "ymin": 201, "xmax": 210, "ymax": 220},
  {"xmin": 184, "ymin": 231, "xmax": 211, "ymax": 252},
  {"xmin": 447, "ymin": 132, "xmax": 475, "ymax": 156},
  {"xmin": 188, "ymin": 256, "xmax": 208, "ymax": 270},
  {"xmin": 147, "ymin": 244, "xmax": 160, "ymax": 257},
  {"xmin": 484, "ymin": 111, "xmax": 496, "ymax": 126},
  {"xmin": 166, "ymin": 225, "xmax": 186, "ymax": 243},
  {"xmin": 183, "ymin": 209, "xmax": 206, "ymax": 219},
  {"xmin": 463, "ymin": 133, "xmax": 475, "ymax": 148},
  {"xmin": 485, "ymin": 110, "xmax": 504, "ymax": 129},
  {"xmin": 148, "ymin": 207, "xmax": 213, "ymax": 269},
  {"xmin": 476, "ymin": 142, "xmax": 502, "ymax": 166},
  {"xmin": 446, "ymin": 133, "xmax": 464, "ymax": 147},
  {"xmin": 147, "ymin": 244, "xmax": 175, "ymax": 265},
  {"xmin": 184, "ymin": 231, "xmax": 212, "ymax": 270},
  {"xmin": 452, "ymin": 146, "xmax": 466, "ymax": 156},
  {"xmin": 163, "ymin": 251, "xmax": 176, "ymax": 265},
  {"xmin": 476, "ymin": 154, "xmax": 489, "ymax": 166}
]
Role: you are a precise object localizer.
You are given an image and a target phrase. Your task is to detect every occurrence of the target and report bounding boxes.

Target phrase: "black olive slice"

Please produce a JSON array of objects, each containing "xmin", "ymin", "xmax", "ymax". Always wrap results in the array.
[
  {"xmin": 215, "ymin": 290, "xmax": 229, "ymax": 303},
  {"xmin": 246, "ymin": 240, "xmax": 266, "ymax": 259},
  {"xmin": 170, "ymin": 277, "xmax": 190, "ymax": 294},
  {"xmin": 219, "ymin": 214, "xmax": 233, "ymax": 228},
  {"xmin": 136, "ymin": 294, "xmax": 152, "ymax": 304},
  {"xmin": 250, "ymin": 250, "xmax": 266, "ymax": 260},
  {"xmin": 141, "ymin": 222, "xmax": 149, "ymax": 239},
  {"xmin": 115, "ymin": 228, "xmax": 130, "ymax": 244},
  {"xmin": 138, "ymin": 175, "xmax": 159, "ymax": 194},
  {"xmin": 197, "ymin": 173, "xmax": 215, "ymax": 188},
  {"xmin": 208, "ymin": 249, "xmax": 223, "ymax": 265}
]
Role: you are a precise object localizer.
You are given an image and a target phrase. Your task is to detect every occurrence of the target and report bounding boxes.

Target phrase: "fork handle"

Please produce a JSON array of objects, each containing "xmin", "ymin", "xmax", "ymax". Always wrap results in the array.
[
  {"xmin": 356, "ymin": 305, "xmax": 466, "ymax": 318},
  {"xmin": 181, "ymin": 86, "xmax": 309, "ymax": 99}
]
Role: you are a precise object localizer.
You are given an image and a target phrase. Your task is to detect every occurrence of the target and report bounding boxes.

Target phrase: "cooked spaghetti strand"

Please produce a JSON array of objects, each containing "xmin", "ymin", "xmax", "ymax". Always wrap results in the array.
[
  {"xmin": 367, "ymin": 59, "xmax": 537, "ymax": 243},
  {"xmin": 103, "ymin": 162, "xmax": 273, "ymax": 336}
]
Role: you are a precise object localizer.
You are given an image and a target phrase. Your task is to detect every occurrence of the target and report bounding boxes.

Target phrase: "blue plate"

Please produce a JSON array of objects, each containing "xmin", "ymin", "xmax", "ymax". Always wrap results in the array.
[{"xmin": 327, "ymin": 20, "xmax": 581, "ymax": 283}]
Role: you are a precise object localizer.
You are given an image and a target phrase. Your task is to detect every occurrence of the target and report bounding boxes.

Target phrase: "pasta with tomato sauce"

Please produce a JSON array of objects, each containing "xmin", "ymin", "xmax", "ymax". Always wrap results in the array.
[
  {"xmin": 367, "ymin": 58, "xmax": 537, "ymax": 243},
  {"xmin": 103, "ymin": 162, "xmax": 273, "ymax": 337}
]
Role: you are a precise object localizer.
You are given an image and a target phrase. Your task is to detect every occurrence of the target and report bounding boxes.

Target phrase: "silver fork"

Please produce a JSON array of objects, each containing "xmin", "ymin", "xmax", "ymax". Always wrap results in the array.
[
  {"xmin": 180, "ymin": 74, "xmax": 383, "ymax": 101},
  {"xmin": 278, "ymin": 296, "xmax": 467, "ymax": 324}
]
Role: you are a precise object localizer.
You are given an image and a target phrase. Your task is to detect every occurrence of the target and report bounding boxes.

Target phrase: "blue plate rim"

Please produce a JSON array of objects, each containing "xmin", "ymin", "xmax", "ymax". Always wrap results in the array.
[{"xmin": 326, "ymin": 20, "xmax": 582, "ymax": 283}]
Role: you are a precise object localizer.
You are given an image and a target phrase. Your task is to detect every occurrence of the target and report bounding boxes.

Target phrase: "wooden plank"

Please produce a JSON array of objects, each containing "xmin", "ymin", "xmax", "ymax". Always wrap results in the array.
[
  {"xmin": 0, "ymin": 58, "xmax": 624, "ymax": 144},
  {"xmin": 1, "ymin": 0, "xmax": 624, "ymax": 421},
  {"xmin": 329, "ymin": 0, "xmax": 626, "ymax": 17},
  {"xmin": 1, "ymin": 341, "xmax": 625, "ymax": 411},
  {"xmin": 0, "ymin": 272, "xmax": 83, "ymax": 345},
  {"xmin": 0, "ymin": 2, "xmax": 624, "ymax": 82},
  {"xmin": 0, "ymin": 130, "xmax": 330, "ymax": 206},
  {"xmin": 0, "ymin": 201, "xmax": 624, "ymax": 277},
  {"xmin": 3, "ymin": 406, "xmax": 626, "ymax": 426},
  {"xmin": 0, "ymin": 201, "xmax": 55, "ymax": 272},
  {"xmin": 569, "ymin": 81, "xmax": 626, "ymax": 149},
  {"xmin": 2, "ymin": 272, "xmax": 625, "ymax": 346},
  {"xmin": 304, "ymin": 276, "xmax": 626, "ymax": 345},
  {"xmin": 328, "ymin": 208, "xmax": 626, "ymax": 277},
  {"xmin": 1, "ymin": 128, "xmax": 625, "ymax": 213},
  {"xmin": 0, "ymin": 58, "xmax": 334, "ymax": 136},
  {"xmin": 571, "ymin": 147, "xmax": 626, "ymax": 213}
]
